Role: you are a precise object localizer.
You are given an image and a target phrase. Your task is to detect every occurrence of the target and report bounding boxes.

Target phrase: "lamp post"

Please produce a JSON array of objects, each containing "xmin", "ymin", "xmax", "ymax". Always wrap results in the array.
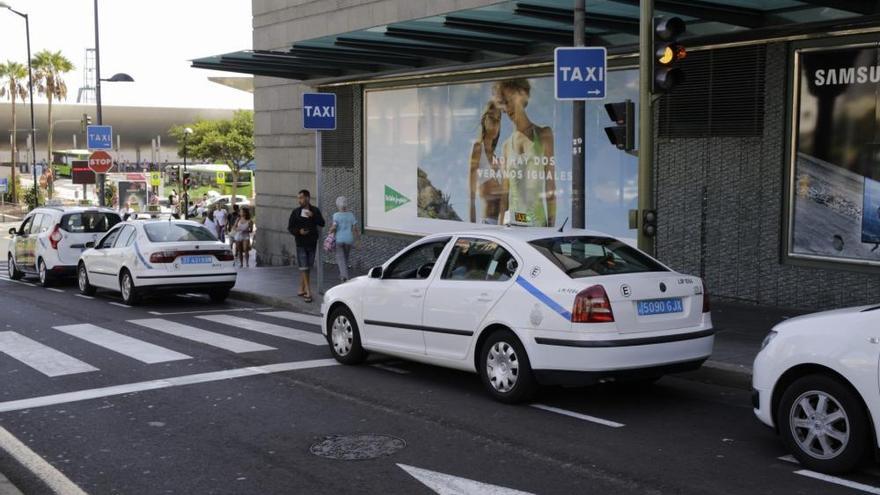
[
  {"xmin": 0, "ymin": 1, "xmax": 39, "ymax": 210},
  {"xmin": 93, "ymin": 0, "xmax": 133, "ymax": 206},
  {"xmin": 182, "ymin": 127, "xmax": 192, "ymax": 219}
]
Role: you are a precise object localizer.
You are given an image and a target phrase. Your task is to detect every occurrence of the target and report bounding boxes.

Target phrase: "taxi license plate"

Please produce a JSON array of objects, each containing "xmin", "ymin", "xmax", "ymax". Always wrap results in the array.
[
  {"xmin": 180, "ymin": 255, "xmax": 213, "ymax": 264},
  {"xmin": 637, "ymin": 298, "xmax": 683, "ymax": 316}
]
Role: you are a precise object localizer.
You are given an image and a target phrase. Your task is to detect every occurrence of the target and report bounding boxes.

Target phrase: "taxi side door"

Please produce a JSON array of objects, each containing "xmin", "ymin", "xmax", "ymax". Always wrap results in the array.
[{"xmin": 13, "ymin": 215, "xmax": 37, "ymax": 272}]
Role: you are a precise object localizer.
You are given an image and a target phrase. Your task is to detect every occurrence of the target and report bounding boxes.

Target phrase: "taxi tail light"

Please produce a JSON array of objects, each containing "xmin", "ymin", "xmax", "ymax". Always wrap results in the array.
[
  {"xmin": 702, "ymin": 284, "xmax": 711, "ymax": 313},
  {"xmin": 216, "ymin": 251, "xmax": 234, "ymax": 261},
  {"xmin": 149, "ymin": 251, "xmax": 177, "ymax": 263},
  {"xmin": 572, "ymin": 285, "xmax": 615, "ymax": 323},
  {"xmin": 48, "ymin": 224, "xmax": 62, "ymax": 250}
]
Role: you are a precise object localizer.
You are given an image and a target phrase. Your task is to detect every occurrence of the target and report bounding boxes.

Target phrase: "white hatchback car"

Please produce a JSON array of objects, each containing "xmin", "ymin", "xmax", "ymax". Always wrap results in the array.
[
  {"xmin": 753, "ymin": 304, "xmax": 880, "ymax": 473},
  {"xmin": 77, "ymin": 219, "xmax": 236, "ymax": 304},
  {"xmin": 7, "ymin": 207, "xmax": 122, "ymax": 287},
  {"xmin": 321, "ymin": 228, "xmax": 713, "ymax": 403}
]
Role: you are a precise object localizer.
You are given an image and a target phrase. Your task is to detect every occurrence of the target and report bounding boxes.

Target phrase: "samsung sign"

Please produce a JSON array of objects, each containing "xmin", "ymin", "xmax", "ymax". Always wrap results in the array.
[{"xmin": 813, "ymin": 66, "xmax": 880, "ymax": 87}]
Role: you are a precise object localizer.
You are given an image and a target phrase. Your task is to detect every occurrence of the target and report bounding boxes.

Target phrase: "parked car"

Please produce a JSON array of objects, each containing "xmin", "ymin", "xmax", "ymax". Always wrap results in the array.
[
  {"xmin": 752, "ymin": 304, "xmax": 880, "ymax": 473},
  {"xmin": 188, "ymin": 195, "xmax": 250, "ymax": 217},
  {"xmin": 320, "ymin": 227, "xmax": 714, "ymax": 403},
  {"xmin": 77, "ymin": 219, "xmax": 236, "ymax": 304},
  {"xmin": 7, "ymin": 207, "xmax": 122, "ymax": 287}
]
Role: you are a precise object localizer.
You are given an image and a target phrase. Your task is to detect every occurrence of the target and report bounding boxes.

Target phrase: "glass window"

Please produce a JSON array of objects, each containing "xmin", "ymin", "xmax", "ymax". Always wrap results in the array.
[
  {"xmin": 442, "ymin": 238, "xmax": 518, "ymax": 282},
  {"xmin": 384, "ymin": 239, "xmax": 450, "ymax": 280},
  {"xmin": 115, "ymin": 226, "xmax": 137, "ymax": 248},
  {"xmin": 98, "ymin": 227, "xmax": 122, "ymax": 249},
  {"xmin": 18, "ymin": 216, "xmax": 33, "ymax": 235},
  {"xmin": 27, "ymin": 214, "xmax": 43, "ymax": 234},
  {"xmin": 529, "ymin": 236, "xmax": 668, "ymax": 278},
  {"xmin": 60, "ymin": 212, "xmax": 122, "ymax": 233},
  {"xmin": 37, "ymin": 214, "xmax": 54, "ymax": 233},
  {"xmin": 144, "ymin": 222, "xmax": 217, "ymax": 243}
]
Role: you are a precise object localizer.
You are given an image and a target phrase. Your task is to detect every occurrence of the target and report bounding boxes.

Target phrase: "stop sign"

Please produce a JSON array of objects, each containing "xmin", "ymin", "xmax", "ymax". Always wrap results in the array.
[{"xmin": 88, "ymin": 150, "xmax": 114, "ymax": 174}]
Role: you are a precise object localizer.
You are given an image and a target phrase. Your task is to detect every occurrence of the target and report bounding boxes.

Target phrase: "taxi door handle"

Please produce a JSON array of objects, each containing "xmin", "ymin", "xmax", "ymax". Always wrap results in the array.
[
  {"xmin": 477, "ymin": 292, "xmax": 493, "ymax": 302},
  {"xmin": 410, "ymin": 289, "xmax": 423, "ymax": 299}
]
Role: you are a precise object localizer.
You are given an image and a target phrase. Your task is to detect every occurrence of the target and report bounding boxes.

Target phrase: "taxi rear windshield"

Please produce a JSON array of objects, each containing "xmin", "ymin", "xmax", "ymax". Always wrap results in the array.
[
  {"xmin": 144, "ymin": 223, "xmax": 217, "ymax": 242},
  {"xmin": 528, "ymin": 236, "xmax": 667, "ymax": 278},
  {"xmin": 60, "ymin": 212, "xmax": 121, "ymax": 233}
]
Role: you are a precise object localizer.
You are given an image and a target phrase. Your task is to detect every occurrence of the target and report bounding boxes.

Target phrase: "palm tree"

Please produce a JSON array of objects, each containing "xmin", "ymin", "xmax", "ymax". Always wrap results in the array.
[
  {"xmin": 32, "ymin": 50, "xmax": 74, "ymax": 198},
  {"xmin": 0, "ymin": 61, "xmax": 29, "ymax": 202}
]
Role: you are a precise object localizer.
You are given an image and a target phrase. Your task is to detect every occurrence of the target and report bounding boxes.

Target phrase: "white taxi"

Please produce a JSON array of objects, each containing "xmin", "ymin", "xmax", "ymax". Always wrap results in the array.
[
  {"xmin": 77, "ymin": 219, "xmax": 236, "ymax": 304},
  {"xmin": 753, "ymin": 305, "xmax": 880, "ymax": 473},
  {"xmin": 7, "ymin": 207, "xmax": 122, "ymax": 286},
  {"xmin": 321, "ymin": 227, "xmax": 713, "ymax": 403}
]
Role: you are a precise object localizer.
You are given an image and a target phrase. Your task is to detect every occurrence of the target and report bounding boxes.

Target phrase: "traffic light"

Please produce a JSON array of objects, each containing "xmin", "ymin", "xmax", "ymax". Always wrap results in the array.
[
  {"xmin": 603, "ymin": 100, "xmax": 635, "ymax": 152},
  {"xmin": 182, "ymin": 171, "xmax": 192, "ymax": 190},
  {"xmin": 653, "ymin": 17, "xmax": 686, "ymax": 93},
  {"xmin": 642, "ymin": 209, "xmax": 657, "ymax": 238},
  {"xmin": 80, "ymin": 113, "xmax": 92, "ymax": 133}
]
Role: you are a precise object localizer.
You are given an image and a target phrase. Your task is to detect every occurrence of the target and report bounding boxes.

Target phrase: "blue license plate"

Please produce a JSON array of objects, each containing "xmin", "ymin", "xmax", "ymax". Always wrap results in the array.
[
  {"xmin": 637, "ymin": 298, "xmax": 684, "ymax": 316},
  {"xmin": 180, "ymin": 255, "xmax": 213, "ymax": 264}
]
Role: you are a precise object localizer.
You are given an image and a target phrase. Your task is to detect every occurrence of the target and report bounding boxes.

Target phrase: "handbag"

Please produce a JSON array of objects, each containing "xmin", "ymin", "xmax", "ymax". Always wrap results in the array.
[{"xmin": 323, "ymin": 232, "xmax": 336, "ymax": 252}]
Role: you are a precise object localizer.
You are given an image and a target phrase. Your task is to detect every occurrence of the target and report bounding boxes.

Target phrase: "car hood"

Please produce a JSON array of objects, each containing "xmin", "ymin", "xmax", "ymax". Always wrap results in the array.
[{"xmin": 773, "ymin": 304, "xmax": 879, "ymax": 333}]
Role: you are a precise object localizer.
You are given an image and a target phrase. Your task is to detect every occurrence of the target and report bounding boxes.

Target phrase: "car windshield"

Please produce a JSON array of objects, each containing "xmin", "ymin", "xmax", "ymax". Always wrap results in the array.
[
  {"xmin": 528, "ymin": 236, "xmax": 667, "ymax": 278},
  {"xmin": 60, "ymin": 212, "xmax": 122, "ymax": 233},
  {"xmin": 144, "ymin": 223, "xmax": 217, "ymax": 242}
]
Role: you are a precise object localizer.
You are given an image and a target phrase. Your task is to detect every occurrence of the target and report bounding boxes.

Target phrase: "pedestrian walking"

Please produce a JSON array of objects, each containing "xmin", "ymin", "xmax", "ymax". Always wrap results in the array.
[
  {"xmin": 329, "ymin": 196, "xmax": 359, "ymax": 282},
  {"xmin": 228, "ymin": 204, "xmax": 240, "ymax": 253},
  {"xmin": 214, "ymin": 204, "xmax": 228, "ymax": 243},
  {"xmin": 234, "ymin": 207, "xmax": 254, "ymax": 268},
  {"xmin": 287, "ymin": 189, "xmax": 325, "ymax": 303},
  {"xmin": 204, "ymin": 210, "xmax": 219, "ymax": 238},
  {"xmin": 169, "ymin": 190, "xmax": 180, "ymax": 219}
]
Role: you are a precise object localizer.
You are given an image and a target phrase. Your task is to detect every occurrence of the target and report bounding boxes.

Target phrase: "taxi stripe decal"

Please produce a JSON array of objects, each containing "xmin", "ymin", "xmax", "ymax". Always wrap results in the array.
[
  {"xmin": 134, "ymin": 243, "xmax": 153, "ymax": 269},
  {"xmin": 515, "ymin": 276, "xmax": 572, "ymax": 321}
]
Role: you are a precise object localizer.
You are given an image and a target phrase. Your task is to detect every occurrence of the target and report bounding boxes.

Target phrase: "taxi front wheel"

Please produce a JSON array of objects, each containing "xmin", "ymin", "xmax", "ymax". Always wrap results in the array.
[
  {"xmin": 479, "ymin": 330, "xmax": 537, "ymax": 404},
  {"xmin": 7, "ymin": 255, "xmax": 23, "ymax": 280},
  {"xmin": 328, "ymin": 306, "xmax": 366, "ymax": 365},
  {"xmin": 78, "ymin": 263, "xmax": 96, "ymax": 296}
]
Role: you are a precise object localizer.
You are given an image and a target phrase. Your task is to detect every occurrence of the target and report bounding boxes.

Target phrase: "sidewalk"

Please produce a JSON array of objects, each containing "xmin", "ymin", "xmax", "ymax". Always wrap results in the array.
[{"xmin": 229, "ymin": 263, "xmax": 805, "ymax": 380}]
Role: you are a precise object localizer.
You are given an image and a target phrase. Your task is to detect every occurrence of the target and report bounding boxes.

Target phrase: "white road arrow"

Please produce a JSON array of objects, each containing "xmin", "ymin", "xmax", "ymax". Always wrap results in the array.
[{"xmin": 398, "ymin": 464, "xmax": 535, "ymax": 495}]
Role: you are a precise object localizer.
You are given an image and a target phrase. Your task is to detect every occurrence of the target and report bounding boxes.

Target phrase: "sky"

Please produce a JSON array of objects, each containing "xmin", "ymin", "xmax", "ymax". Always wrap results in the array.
[{"xmin": 0, "ymin": 0, "xmax": 253, "ymax": 109}]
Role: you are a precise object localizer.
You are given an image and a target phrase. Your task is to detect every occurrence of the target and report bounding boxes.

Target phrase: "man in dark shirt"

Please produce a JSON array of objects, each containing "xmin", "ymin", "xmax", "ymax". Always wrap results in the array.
[{"xmin": 288, "ymin": 189, "xmax": 325, "ymax": 303}]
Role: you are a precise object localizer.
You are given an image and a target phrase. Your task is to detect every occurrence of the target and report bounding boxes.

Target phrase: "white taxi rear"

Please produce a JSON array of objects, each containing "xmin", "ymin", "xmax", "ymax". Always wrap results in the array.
[
  {"xmin": 78, "ymin": 220, "xmax": 236, "ymax": 304},
  {"xmin": 321, "ymin": 227, "xmax": 713, "ymax": 403}
]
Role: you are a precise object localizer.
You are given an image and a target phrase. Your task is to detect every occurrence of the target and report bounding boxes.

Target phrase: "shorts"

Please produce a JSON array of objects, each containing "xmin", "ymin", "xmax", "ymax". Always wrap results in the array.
[{"xmin": 296, "ymin": 245, "xmax": 316, "ymax": 272}]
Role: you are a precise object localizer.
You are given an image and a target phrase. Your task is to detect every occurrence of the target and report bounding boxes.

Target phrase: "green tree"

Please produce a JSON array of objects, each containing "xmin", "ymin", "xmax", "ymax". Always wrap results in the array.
[
  {"xmin": 0, "ymin": 61, "xmax": 29, "ymax": 202},
  {"xmin": 32, "ymin": 50, "xmax": 74, "ymax": 199},
  {"xmin": 170, "ymin": 110, "xmax": 254, "ymax": 207}
]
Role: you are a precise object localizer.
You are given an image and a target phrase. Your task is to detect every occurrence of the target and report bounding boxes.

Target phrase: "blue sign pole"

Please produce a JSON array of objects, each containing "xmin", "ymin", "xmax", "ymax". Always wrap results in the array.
[{"xmin": 302, "ymin": 92, "xmax": 336, "ymax": 294}]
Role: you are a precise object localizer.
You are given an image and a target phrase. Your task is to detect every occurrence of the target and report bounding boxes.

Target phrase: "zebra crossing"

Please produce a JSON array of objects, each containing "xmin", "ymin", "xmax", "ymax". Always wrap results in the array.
[{"xmin": 0, "ymin": 311, "xmax": 326, "ymax": 379}]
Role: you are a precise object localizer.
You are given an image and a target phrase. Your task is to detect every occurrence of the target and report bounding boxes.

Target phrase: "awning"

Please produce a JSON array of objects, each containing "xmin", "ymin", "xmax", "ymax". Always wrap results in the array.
[{"xmin": 192, "ymin": 0, "xmax": 880, "ymax": 83}]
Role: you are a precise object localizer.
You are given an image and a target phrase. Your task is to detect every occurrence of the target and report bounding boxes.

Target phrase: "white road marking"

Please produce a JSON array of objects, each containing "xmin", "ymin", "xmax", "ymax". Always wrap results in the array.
[
  {"xmin": 794, "ymin": 470, "xmax": 880, "ymax": 494},
  {"xmin": 0, "ymin": 358, "xmax": 338, "ymax": 413},
  {"xmin": 778, "ymin": 455, "xmax": 798, "ymax": 464},
  {"xmin": 129, "ymin": 318, "xmax": 276, "ymax": 353},
  {"xmin": 398, "ymin": 463, "xmax": 535, "ymax": 495},
  {"xmin": 75, "ymin": 294, "xmax": 95, "ymax": 300},
  {"xmin": 108, "ymin": 302, "xmax": 131, "ymax": 308},
  {"xmin": 780, "ymin": 455, "xmax": 880, "ymax": 477},
  {"xmin": 53, "ymin": 324, "xmax": 191, "ymax": 364},
  {"xmin": 46, "ymin": 288, "xmax": 64, "ymax": 293},
  {"xmin": 197, "ymin": 315, "xmax": 326, "ymax": 346},
  {"xmin": 371, "ymin": 363, "xmax": 411, "ymax": 375},
  {"xmin": 530, "ymin": 404, "xmax": 625, "ymax": 428},
  {"xmin": 147, "ymin": 307, "xmax": 274, "ymax": 316},
  {"xmin": 258, "ymin": 311, "xmax": 322, "ymax": 326},
  {"xmin": 0, "ymin": 332, "xmax": 98, "ymax": 377},
  {"xmin": 0, "ymin": 426, "xmax": 88, "ymax": 495}
]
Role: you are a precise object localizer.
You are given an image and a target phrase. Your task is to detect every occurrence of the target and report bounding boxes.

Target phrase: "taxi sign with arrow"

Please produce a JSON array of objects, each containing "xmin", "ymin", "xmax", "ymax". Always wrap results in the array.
[{"xmin": 88, "ymin": 150, "xmax": 114, "ymax": 174}]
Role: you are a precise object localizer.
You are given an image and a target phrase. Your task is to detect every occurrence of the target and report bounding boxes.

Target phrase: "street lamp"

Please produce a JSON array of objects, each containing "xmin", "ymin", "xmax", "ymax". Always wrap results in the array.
[
  {"xmin": 0, "ymin": 1, "xmax": 39, "ymax": 210},
  {"xmin": 182, "ymin": 127, "xmax": 193, "ymax": 219},
  {"xmin": 93, "ymin": 0, "xmax": 133, "ymax": 206}
]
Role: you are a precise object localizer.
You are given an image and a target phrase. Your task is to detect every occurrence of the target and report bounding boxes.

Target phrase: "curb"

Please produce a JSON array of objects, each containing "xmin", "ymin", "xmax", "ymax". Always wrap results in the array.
[{"xmin": 229, "ymin": 289, "xmax": 321, "ymax": 316}]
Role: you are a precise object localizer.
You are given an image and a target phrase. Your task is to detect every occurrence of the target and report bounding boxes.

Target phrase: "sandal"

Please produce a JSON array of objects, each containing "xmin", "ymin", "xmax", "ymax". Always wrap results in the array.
[
  {"xmin": 297, "ymin": 292, "xmax": 307, "ymax": 297},
  {"xmin": 303, "ymin": 296, "xmax": 313, "ymax": 303}
]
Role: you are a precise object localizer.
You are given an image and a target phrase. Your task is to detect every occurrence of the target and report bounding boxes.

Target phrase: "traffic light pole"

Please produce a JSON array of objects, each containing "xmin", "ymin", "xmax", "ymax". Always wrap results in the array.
[
  {"xmin": 571, "ymin": 0, "xmax": 586, "ymax": 230},
  {"xmin": 637, "ymin": 0, "xmax": 655, "ymax": 254},
  {"xmin": 94, "ymin": 0, "xmax": 106, "ymax": 207}
]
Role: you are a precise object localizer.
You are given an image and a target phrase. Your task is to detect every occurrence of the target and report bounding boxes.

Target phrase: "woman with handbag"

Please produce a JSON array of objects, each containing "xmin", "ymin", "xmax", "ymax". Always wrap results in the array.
[{"xmin": 328, "ymin": 196, "xmax": 359, "ymax": 282}]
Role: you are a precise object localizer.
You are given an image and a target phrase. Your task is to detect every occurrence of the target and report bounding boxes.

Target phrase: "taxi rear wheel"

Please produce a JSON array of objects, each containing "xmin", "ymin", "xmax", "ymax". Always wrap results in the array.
[
  {"xmin": 37, "ymin": 259, "xmax": 52, "ymax": 287},
  {"xmin": 78, "ymin": 263, "xmax": 96, "ymax": 296},
  {"xmin": 479, "ymin": 330, "xmax": 537, "ymax": 404},
  {"xmin": 209, "ymin": 289, "xmax": 229, "ymax": 303},
  {"xmin": 7, "ymin": 255, "xmax": 23, "ymax": 280},
  {"xmin": 119, "ymin": 270, "xmax": 141, "ymax": 305}
]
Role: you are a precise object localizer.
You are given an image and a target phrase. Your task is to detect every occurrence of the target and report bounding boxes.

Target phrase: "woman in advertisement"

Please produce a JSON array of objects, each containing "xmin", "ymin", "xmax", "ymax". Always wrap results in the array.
[
  {"xmin": 468, "ymin": 102, "xmax": 505, "ymax": 224},
  {"xmin": 493, "ymin": 79, "xmax": 556, "ymax": 227}
]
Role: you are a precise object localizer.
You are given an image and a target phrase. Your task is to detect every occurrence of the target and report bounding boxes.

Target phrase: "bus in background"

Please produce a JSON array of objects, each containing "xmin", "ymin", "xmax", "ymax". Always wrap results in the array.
[
  {"xmin": 164, "ymin": 163, "xmax": 254, "ymax": 199},
  {"xmin": 52, "ymin": 149, "xmax": 91, "ymax": 177}
]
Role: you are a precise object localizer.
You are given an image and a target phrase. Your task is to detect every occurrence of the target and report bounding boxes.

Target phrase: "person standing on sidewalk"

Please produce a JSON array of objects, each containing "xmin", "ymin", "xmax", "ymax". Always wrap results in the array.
[
  {"xmin": 214, "ymin": 204, "xmax": 228, "ymax": 243},
  {"xmin": 288, "ymin": 189, "xmax": 325, "ymax": 303},
  {"xmin": 234, "ymin": 207, "xmax": 254, "ymax": 268},
  {"xmin": 329, "ymin": 196, "xmax": 359, "ymax": 282}
]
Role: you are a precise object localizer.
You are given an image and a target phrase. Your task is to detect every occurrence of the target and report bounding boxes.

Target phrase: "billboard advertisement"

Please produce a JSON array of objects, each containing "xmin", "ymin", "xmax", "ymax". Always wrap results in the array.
[
  {"xmin": 364, "ymin": 70, "xmax": 639, "ymax": 242},
  {"xmin": 789, "ymin": 44, "xmax": 880, "ymax": 264},
  {"xmin": 117, "ymin": 181, "xmax": 148, "ymax": 213}
]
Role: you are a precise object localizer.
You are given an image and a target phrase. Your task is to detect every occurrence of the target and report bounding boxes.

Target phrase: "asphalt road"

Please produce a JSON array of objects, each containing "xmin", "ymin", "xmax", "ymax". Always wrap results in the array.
[{"xmin": 0, "ymin": 274, "xmax": 878, "ymax": 494}]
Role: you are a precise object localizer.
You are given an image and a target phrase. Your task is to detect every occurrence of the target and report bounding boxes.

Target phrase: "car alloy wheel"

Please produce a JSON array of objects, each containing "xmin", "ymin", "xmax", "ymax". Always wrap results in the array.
[
  {"xmin": 7, "ymin": 258, "xmax": 13, "ymax": 278},
  {"xmin": 78, "ymin": 266, "xmax": 87, "ymax": 292},
  {"xmin": 38, "ymin": 260, "xmax": 48, "ymax": 286},
  {"xmin": 789, "ymin": 390, "xmax": 850, "ymax": 460},
  {"xmin": 486, "ymin": 341, "xmax": 519, "ymax": 393},
  {"xmin": 331, "ymin": 314, "xmax": 354, "ymax": 356},
  {"xmin": 120, "ymin": 272, "xmax": 137, "ymax": 304}
]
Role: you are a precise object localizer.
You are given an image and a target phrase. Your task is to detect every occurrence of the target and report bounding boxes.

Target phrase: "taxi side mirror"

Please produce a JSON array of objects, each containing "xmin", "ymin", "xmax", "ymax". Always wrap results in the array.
[
  {"xmin": 368, "ymin": 266, "xmax": 383, "ymax": 279},
  {"xmin": 8, "ymin": 228, "xmax": 16, "ymax": 236},
  {"xmin": 85, "ymin": 241, "xmax": 96, "ymax": 249}
]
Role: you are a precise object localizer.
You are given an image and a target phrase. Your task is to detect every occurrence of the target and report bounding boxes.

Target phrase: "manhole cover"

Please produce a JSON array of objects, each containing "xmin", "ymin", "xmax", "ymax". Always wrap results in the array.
[{"xmin": 309, "ymin": 434, "xmax": 406, "ymax": 461}]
